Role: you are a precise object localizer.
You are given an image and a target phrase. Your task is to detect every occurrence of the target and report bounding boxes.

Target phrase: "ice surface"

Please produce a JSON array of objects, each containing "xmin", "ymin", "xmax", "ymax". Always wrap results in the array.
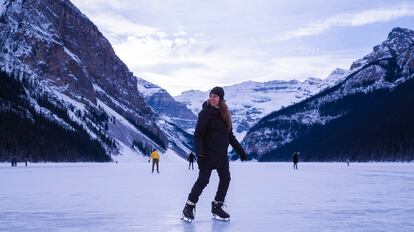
[{"xmin": 0, "ymin": 162, "xmax": 413, "ymax": 232}]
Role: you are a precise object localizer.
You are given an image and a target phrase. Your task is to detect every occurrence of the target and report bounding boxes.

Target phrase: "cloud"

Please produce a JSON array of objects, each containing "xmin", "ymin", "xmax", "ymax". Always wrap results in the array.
[
  {"xmin": 70, "ymin": 0, "xmax": 387, "ymax": 96},
  {"xmin": 73, "ymin": 9, "xmax": 211, "ymax": 67},
  {"xmin": 81, "ymin": 12, "xmax": 163, "ymax": 41},
  {"xmin": 280, "ymin": 3, "xmax": 414, "ymax": 41},
  {"xmin": 265, "ymin": 54, "xmax": 355, "ymax": 80},
  {"xmin": 138, "ymin": 51, "xmax": 357, "ymax": 96},
  {"xmin": 74, "ymin": 9, "xmax": 240, "ymax": 95}
]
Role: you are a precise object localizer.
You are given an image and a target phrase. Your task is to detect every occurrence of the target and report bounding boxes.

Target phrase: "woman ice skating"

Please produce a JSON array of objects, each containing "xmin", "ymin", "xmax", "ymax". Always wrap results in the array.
[
  {"xmin": 148, "ymin": 149, "xmax": 160, "ymax": 173},
  {"xmin": 181, "ymin": 86, "xmax": 248, "ymax": 223}
]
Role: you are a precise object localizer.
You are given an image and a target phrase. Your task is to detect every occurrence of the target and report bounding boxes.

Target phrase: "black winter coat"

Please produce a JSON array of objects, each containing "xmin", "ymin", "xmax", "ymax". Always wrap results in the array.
[
  {"xmin": 188, "ymin": 153, "xmax": 196, "ymax": 162},
  {"xmin": 194, "ymin": 101, "xmax": 247, "ymax": 169},
  {"xmin": 293, "ymin": 154, "xmax": 299, "ymax": 163}
]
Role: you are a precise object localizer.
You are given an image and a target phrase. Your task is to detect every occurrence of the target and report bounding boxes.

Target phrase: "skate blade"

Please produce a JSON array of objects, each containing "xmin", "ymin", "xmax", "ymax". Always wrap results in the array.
[
  {"xmin": 212, "ymin": 214, "xmax": 230, "ymax": 221},
  {"xmin": 181, "ymin": 216, "xmax": 193, "ymax": 223}
]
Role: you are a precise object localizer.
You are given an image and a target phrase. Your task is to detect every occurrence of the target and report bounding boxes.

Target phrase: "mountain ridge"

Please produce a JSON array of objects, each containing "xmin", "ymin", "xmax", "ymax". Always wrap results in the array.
[{"xmin": 241, "ymin": 27, "xmax": 414, "ymax": 162}]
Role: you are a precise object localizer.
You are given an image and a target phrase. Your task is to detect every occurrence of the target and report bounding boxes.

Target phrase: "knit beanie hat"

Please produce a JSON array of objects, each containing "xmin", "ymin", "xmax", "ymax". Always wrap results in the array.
[{"xmin": 209, "ymin": 86, "xmax": 224, "ymax": 100}]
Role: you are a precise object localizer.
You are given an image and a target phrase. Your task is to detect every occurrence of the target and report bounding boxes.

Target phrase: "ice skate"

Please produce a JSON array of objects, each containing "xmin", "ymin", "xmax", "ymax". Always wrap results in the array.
[{"xmin": 212, "ymin": 201, "xmax": 230, "ymax": 221}]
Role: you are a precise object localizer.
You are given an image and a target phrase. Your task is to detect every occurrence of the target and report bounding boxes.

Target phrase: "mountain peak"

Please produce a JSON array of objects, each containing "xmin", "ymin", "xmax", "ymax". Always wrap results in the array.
[
  {"xmin": 330, "ymin": 68, "xmax": 347, "ymax": 75},
  {"xmin": 180, "ymin": 89, "xmax": 204, "ymax": 96},
  {"xmin": 302, "ymin": 77, "xmax": 322, "ymax": 85},
  {"xmin": 351, "ymin": 27, "xmax": 414, "ymax": 71},
  {"xmin": 387, "ymin": 27, "xmax": 414, "ymax": 40}
]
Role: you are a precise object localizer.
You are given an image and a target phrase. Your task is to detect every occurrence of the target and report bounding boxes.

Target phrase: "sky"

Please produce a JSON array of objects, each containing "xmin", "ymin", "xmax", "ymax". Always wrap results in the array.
[{"xmin": 71, "ymin": 0, "xmax": 414, "ymax": 96}]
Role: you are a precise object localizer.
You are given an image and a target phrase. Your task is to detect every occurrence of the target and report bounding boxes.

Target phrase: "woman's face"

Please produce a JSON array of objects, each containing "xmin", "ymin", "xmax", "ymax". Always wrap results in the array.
[{"xmin": 209, "ymin": 93, "xmax": 220, "ymax": 107}]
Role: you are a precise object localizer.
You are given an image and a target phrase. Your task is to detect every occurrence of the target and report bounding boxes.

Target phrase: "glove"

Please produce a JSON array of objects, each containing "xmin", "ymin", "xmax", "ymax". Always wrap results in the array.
[{"xmin": 148, "ymin": 160, "xmax": 150, "ymax": 163}]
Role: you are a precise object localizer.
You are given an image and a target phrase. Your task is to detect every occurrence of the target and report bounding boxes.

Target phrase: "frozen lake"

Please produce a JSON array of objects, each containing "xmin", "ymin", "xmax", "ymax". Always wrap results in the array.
[{"xmin": 0, "ymin": 161, "xmax": 413, "ymax": 232}]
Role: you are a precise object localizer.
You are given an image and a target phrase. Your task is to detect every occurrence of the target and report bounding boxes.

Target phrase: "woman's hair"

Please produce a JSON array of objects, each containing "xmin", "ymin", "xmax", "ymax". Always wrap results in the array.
[
  {"xmin": 219, "ymin": 100, "xmax": 232, "ymax": 131},
  {"xmin": 207, "ymin": 98, "xmax": 232, "ymax": 131}
]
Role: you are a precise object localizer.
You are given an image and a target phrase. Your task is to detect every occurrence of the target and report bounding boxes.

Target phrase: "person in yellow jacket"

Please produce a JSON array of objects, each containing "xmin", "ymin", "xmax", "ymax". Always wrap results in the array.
[{"xmin": 148, "ymin": 149, "xmax": 160, "ymax": 173}]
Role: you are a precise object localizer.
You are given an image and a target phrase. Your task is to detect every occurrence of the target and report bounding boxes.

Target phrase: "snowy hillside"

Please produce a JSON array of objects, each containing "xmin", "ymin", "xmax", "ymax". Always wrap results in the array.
[
  {"xmin": 0, "ymin": 0, "xmax": 192, "ymax": 161},
  {"xmin": 175, "ymin": 69, "xmax": 347, "ymax": 139},
  {"xmin": 137, "ymin": 77, "xmax": 197, "ymax": 132}
]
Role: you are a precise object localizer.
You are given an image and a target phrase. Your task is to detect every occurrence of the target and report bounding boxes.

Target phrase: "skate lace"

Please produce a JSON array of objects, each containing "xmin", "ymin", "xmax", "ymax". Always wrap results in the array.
[{"xmin": 216, "ymin": 202, "xmax": 227, "ymax": 212}]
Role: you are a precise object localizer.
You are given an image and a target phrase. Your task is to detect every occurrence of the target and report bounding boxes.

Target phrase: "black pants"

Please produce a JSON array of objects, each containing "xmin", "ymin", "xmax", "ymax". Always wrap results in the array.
[
  {"xmin": 188, "ymin": 161, "xmax": 194, "ymax": 170},
  {"xmin": 152, "ymin": 159, "xmax": 159, "ymax": 173},
  {"xmin": 293, "ymin": 162, "xmax": 298, "ymax": 170},
  {"xmin": 188, "ymin": 167, "xmax": 231, "ymax": 204}
]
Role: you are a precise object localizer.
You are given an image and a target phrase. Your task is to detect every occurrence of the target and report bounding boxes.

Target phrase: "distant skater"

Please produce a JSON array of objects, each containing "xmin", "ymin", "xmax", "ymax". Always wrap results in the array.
[
  {"xmin": 25, "ymin": 152, "xmax": 29, "ymax": 167},
  {"xmin": 11, "ymin": 145, "xmax": 17, "ymax": 167},
  {"xmin": 148, "ymin": 149, "xmax": 160, "ymax": 173},
  {"xmin": 346, "ymin": 158, "xmax": 350, "ymax": 167},
  {"xmin": 11, "ymin": 155, "xmax": 17, "ymax": 167},
  {"xmin": 292, "ymin": 152, "xmax": 299, "ymax": 170},
  {"xmin": 187, "ymin": 152, "xmax": 196, "ymax": 170}
]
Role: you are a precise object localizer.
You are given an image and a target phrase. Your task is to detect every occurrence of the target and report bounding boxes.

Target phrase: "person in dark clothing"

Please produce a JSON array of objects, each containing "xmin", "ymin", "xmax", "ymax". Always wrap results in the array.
[
  {"xmin": 11, "ymin": 155, "xmax": 17, "ymax": 167},
  {"xmin": 187, "ymin": 152, "xmax": 196, "ymax": 170},
  {"xmin": 292, "ymin": 152, "xmax": 299, "ymax": 170},
  {"xmin": 25, "ymin": 152, "xmax": 29, "ymax": 167},
  {"xmin": 11, "ymin": 144, "xmax": 17, "ymax": 167},
  {"xmin": 182, "ymin": 86, "xmax": 248, "ymax": 223}
]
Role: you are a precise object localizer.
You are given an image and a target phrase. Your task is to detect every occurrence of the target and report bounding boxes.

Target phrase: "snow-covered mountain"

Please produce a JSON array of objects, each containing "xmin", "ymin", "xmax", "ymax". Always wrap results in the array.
[
  {"xmin": 175, "ymin": 69, "xmax": 347, "ymax": 139},
  {"xmin": 241, "ymin": 27, "xmax": 414, "ymax": 162},
  {"xmin": 0, "ymin": 0, "xmax": 192, "ymax": 161},
  {"xmin": 137, "ymin": 78, "xmax": 197, "ymax": 131}
]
